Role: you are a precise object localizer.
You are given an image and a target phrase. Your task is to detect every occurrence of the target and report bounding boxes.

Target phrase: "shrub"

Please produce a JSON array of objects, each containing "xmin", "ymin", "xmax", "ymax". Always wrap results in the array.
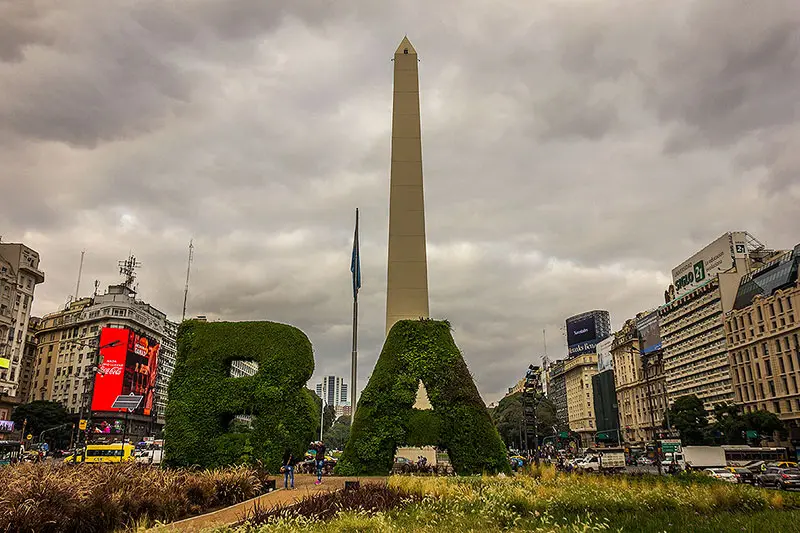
[
  {"xmin": 164, "ymin": 320, "xmax": 318, "ymax": 471},
  {"xmin": 336, "ymin": 319, "xmax": 509, "ymax": 476},
  {"xmin": 0, "ymin": 462, "xmax": 265, "ymax": 532}
]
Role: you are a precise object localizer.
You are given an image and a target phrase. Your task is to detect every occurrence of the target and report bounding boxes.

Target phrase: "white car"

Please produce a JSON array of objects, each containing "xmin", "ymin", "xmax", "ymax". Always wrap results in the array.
[
  {"xmin": 702, "ymin": 468, "xmax": 737, "ymax": 483},
  {"xmin": 637, "ymin": 457, "xmax": 653, "ymax": 466}
]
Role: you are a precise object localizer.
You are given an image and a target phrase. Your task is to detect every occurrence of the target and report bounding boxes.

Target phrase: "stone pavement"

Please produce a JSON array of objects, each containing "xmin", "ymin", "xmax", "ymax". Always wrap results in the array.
[{"xmin": 150, "ymin": 474, "xmax": 385, "ymax": 532}]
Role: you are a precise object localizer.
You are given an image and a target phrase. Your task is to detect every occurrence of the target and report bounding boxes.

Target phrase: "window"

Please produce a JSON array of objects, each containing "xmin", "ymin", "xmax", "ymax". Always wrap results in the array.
[
  {"xmin": 757, "ymin": 307, "xmax": 763, "ymax": 321},
  {"xmin": 779, "ymin": 357, "xmax": 786, "ymax": 374},
  {"xmin": 765, "ymin": 360, "xmax": 773, "ymax": 376}
]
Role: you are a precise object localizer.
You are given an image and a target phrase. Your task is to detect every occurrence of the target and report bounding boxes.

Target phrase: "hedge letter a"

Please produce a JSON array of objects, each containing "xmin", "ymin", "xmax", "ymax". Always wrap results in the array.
[
  {"xmin": 336, "ymin": 319, "xmax": 510, "ymax": 475},
  {"xmin": 164, "ymin": 320, "xmax": 317, "ymax": 470}
]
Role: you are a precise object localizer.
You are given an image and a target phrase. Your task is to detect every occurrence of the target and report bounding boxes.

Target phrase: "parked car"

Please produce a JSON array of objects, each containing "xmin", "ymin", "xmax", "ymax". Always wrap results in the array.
[
  {"xmin": 756, "ymin": 467, "xmax": 800, "ymax": 490},
  {"xmin": 726, "ymin": 466, "xmax": 755, "ymax": 484},
  {"xmin": 637, "ymin": 456, "xmax": 653, "ymax": 466},
  {"xmin": 702, "ymin": 468, "xmax": 738, "ymax": 483}
]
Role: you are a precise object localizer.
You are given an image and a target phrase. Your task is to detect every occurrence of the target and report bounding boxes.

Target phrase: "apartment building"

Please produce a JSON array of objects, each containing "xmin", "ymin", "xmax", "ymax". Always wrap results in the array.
[
  {"xmin": 660, "ymin": 232, "xmax": 782, "ymax": 411},
  {"xmin": 0, "ymin": 243, "xmax": 45, "ymax": 399},
  {"xmin": 611, "ymin": 318, "xmax": 668, "ymax": 443},
  {"xmin": 564, "ymin": 353, "xmax": 598, "ymax": 446},
  {"xmin": 32, "ymin": 284, "xmax": 176, "ymax": 430},
  {"xmin": 726, "ymin": 244, "xmax": 800, "ymax": 439},
  {"xmin": 547, "ymin": 359, "xmax": 568, "ymax": 428}
]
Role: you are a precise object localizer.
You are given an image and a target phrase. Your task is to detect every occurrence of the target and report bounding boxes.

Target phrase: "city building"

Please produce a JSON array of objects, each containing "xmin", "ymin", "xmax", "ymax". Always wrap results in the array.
[
  {"xmin": 0, "ymin": 243, "xmax": 45, "ymax": 400},
  {"xmin": 547, "ymin": 359, "xmax": 568, "ymax": 428},
  {"xmin": 611, "ymin": 317, "xmax": 669, "ymax": 443},
  {"xmin": 565, "ymin": 310, "xmax": 611, "ymax": 358},
  {"xmin": 564, "ymin": 353, "xmax": 598, "ymax": 446},
  {"xmin": 315, "ymin": 375, "xmax": 349, "ymax": 407},
  {"xmin": 334, "ymin": 404, "xmax": 353, "ymax": 419},
  {"xmin": 660, "ymin": 232, "xmax": 783, "ymax": 411},
  {"xmin": 592, "ymin": 337, "xmax": 619, "ymax": 443},
  {"xmin": 32, "ymin": 280, "xmax": 176, "ymax": 439},
  {"xmin": 19, "ymin": 316, "xmax": 40, "ymax": 402},
  {"xmin": 506, "ymin": 378, "xmax": 525, "ymax": 397},
  {"xmin": 725, "ymin": 243, "xmax": 800, "ymax": 441}
]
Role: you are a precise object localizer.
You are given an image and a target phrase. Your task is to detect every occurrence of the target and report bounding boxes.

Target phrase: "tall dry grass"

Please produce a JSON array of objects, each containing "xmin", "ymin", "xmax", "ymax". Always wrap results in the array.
[{"xmin": 0, "ymin": 462, "xmax": 264, "ymax": 533}]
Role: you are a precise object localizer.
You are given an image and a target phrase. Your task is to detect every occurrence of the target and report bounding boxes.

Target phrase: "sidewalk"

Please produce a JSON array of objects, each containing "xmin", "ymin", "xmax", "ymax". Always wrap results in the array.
[{"xmin": 149, "ymin": 474, "xmax": 383, "ymax": 532}]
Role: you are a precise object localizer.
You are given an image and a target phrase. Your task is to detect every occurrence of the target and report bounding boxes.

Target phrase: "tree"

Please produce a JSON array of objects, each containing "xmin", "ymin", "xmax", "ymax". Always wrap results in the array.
[
  {"xmin": 665, "ymin": 395, "xmax": 708, "ymax": 445},
  {"xmin": 11, "ymin": 400, "xmax": 72, "ymax": 448},
  {"xmin": 743, "ymin": 409, "xmax": 784, "ymax": 439},
  {"xmin": 323, "ymin": 416, "xmax": 351, "ymax": 450},
  {"xmin": 490, "ymin": 392, "xmax": 558, "ymax": 449}
]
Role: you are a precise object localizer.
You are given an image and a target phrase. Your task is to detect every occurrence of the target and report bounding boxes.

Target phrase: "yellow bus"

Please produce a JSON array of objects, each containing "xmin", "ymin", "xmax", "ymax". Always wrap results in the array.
[{"xmin": 64, "ymin": 444, "xmax": 136, "ymax": 463}]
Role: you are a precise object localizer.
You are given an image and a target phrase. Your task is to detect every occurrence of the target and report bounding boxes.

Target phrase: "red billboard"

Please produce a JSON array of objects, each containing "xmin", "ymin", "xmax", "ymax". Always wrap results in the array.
[{"xmin": 91, "ymin": 327, "xmax": 160, "ymax": 415}]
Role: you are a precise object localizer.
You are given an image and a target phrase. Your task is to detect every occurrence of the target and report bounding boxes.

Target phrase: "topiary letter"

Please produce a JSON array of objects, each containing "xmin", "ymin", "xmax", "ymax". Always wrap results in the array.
[
  {"xmin": 164, "ymin": 320, "xmax": 317, "ymax": 471},
  {"xmin": 336, "ymin": 319, "xmax": 510, "ymax": 475}
]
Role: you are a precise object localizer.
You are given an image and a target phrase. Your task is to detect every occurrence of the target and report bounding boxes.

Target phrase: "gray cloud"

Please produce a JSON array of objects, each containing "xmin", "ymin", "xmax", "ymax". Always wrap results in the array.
[{"xmin": 2, "ymin": 0, "xmax": 799, "ymax": 403}]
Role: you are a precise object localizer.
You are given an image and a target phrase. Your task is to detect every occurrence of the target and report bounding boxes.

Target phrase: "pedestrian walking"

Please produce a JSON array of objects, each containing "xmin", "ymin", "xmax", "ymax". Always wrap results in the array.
[
  {"xmin": 282, "ymin": 449, "xmax": 296, "ymax": 490},
  {"xmin": 315, "ymin": 441, "xmax": 326, "ymax": 485}
]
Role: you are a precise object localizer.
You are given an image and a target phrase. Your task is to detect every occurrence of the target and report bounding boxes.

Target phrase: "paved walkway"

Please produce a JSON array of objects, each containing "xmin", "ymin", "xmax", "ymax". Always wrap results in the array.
[{"xmin": 150, "ymin": 474, "xmax": 385, "ymax": 532}]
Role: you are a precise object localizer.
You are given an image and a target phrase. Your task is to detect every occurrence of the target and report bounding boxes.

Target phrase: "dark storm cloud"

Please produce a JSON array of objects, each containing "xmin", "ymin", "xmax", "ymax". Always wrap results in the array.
[{"xmin": 2, "ymin": 0, "xmax": 799, "ymax": 403}]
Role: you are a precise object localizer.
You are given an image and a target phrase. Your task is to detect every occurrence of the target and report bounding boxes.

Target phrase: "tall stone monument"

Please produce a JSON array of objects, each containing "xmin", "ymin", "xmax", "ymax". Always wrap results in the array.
[
  {"xmin": 386, "ymin": 37, "xmax": 431, "ymax": 410},
  {"xmin": 386, "ymin": 36, "xmax": 430, "ymax": 337}
]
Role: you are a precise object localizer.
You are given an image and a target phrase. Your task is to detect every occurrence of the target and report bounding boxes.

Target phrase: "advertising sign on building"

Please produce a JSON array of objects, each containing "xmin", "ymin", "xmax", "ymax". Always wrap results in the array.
[
  {"xmin": 636, "ymin": 311, "xmax": 662, "ymax": 355},
  {"xmin": 566, "ymin": 311, "xmax": 610, "ymax": 356},
  {"xmin": 596, "ymin": 337, "xmax": 614, "ymax": 372},
  {"xmin": 91, "ymin": 327, "xmax": 160, "ymax": 415},
  {"xmin": 0, "ymin": 420, "xmax": 14, "ymax": 433},
  {"xmin": 671, "ymin": 233, "xmax": 737, "ymax": 297}
]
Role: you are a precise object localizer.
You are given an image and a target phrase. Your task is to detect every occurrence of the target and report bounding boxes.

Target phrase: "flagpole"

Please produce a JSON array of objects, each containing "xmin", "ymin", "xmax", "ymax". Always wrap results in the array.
[{"xmin": 350, "ymin": 208, "xmax": 360, "ymax": 426}]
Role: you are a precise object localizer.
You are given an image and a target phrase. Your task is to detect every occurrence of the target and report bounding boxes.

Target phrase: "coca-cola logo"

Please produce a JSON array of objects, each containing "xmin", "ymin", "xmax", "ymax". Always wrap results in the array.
[{"xmin": 100, "ymin": 364, "xmax": 124, "ymax": 376}]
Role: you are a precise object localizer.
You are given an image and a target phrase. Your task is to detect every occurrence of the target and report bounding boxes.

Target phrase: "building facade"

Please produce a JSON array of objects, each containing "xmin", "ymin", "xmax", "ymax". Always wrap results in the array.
[
  {"xmin": 564, "ymin": 353, "xmax": 598, "ymax": 446},
  {"xmin": 32, "ymin": 284, "xmax": 176, "ymax": 439},
  {"xmin": 611, "ymin": 318, "xmax": 669, "ymax": 443},
  {"xmin": 547, "ymin": 360, "xmax": 568, "ymax": 429},
  {"xmin": 0, "ymin": 243, "xmax": 45, "ymax": 400},
  {"xmin": 726, "ymin": 245, "xmax": 800, "ymax": 438},
  {"xmin": 660, "ymin": 232, "xmax": 782, "ymax": 411},
  {"xmin": 315, "ymin": 375, "xmax": 349, "ymax": 408}
]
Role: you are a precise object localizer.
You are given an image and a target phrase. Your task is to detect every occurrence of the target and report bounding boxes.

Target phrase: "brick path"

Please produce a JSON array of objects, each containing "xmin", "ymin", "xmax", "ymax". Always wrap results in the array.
[{"xmin": 150, "ymin": 474, "xmax": 385, "ymax": 532}]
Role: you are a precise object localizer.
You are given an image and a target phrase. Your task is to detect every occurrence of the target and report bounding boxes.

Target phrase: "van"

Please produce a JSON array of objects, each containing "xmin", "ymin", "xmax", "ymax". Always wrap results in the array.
[{"xmin": 64, "ymin": 444, "xmax": 136, "ymax": 463}]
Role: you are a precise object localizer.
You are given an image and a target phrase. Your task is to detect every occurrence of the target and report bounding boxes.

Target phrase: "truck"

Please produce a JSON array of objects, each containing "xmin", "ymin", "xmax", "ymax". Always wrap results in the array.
[
  {"xmin": 577, "ymin": 448, "xmax": 626, "ymax": 473},
  {"xmin": 666, "ymin": 446, "xmax": 726, "ymax": 471}
]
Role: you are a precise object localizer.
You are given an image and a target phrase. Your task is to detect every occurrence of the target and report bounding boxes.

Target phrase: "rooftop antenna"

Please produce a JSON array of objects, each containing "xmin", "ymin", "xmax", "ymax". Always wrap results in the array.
[
  {"xmin": 118, "ymin": 254, "xmax": 142, "ymax": 291},
  {"xmin": 182, "ymin": 239, "xmax": 194, "ymax": 322},
  {"xmin": 74, "ymin": 250, "xmax": 85, "ymax": 300},
  {"xmin": 93, "ymin": 280, "xmax": 100, "ymax": 298}
]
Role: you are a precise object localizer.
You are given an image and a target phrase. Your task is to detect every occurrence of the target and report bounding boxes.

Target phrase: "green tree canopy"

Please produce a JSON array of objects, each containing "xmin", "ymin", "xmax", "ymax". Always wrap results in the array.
[
  {"xmin": 665, "ymin": 395, "xmax": 708, "ymax": 445},
  {"xmin": 491, "ymin": 392, "xmax": 558, "ymax": 449},
  {"xmin": 707, "ymin": 403, "xmax": 785, "ymax": 444},
  {"xmin": 323, "ymin": 416, "xmax": 351, "ymax": 450},
  {"xmin": 11, "ymin": 400, "xmax": 70, "ymax": 436}
]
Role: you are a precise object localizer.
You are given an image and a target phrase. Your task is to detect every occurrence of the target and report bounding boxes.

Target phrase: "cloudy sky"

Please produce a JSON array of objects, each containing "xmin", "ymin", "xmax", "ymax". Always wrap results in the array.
[{"xmin": 2, "ymin": 0, "xmax": 798, "ymax": 404}]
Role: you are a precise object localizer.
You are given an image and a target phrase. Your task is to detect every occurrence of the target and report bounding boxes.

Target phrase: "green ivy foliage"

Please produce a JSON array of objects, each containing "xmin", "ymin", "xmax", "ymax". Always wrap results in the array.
[
  {"xmin": 336, "ymin": 319, "xmax": 510, "ymax": 475},
  {"xmin": 164, "ymin": 320, "xmax": 318, "ymax": 471}
]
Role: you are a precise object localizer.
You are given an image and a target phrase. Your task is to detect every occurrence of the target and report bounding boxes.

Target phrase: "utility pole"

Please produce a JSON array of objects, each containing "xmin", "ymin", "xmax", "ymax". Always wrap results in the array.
[{"xmin": 182, "ymin": 240, "xmax": 194, "ymax": 322}]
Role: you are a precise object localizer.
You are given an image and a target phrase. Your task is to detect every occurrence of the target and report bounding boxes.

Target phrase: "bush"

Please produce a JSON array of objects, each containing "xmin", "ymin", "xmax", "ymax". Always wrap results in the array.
[
  {"xmin": 336, "ymin": 319, "xmax": 510, "ymax": 476},
  {"xmin": 0, "ymin": 462, "xmax": 265, "ymax": 532},
  {"xmin": 164, "ymin": 320, "xmax": 318, "ymax": 471}
]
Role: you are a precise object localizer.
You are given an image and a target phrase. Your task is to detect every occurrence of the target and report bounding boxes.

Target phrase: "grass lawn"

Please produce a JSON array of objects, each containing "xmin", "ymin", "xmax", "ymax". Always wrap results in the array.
[{"xmin": 222, "ymin": 466, "xmax": 800, "ymax": 532}]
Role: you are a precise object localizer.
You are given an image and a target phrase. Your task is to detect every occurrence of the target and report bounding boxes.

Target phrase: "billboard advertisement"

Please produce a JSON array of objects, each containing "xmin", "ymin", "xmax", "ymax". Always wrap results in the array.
[
  {"xmin": 0, "ymin": 420, "xmax": 14, "ymax": 433},
  {"xmin": 567, "ymin": 315, "xmax": 597, "ymax": 346},
  {"xmin": 596, "ymin": 337, "xmax": 614, "ymax": 372},
  {"xmin": 91, "ymin": 327, "xmax": 160, "ymax": 415},
  {"xmin": 636, "ymin": 311, "xmax": 662, "ymax": 355},
  {"xmin": 671, "ymin": 233, "xmax": 737, "ymax": 297}
]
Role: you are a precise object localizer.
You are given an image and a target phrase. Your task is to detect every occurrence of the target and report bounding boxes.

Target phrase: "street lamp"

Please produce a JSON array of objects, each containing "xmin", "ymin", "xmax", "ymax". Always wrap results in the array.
[{"xmin": 67, "ymin": 337, "xmax": 120, "ymax": 462}]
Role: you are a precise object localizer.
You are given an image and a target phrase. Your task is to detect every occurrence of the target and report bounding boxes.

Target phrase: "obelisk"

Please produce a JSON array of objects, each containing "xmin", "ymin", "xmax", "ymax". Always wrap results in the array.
[{"xmin": 386, "ymin": 36, "xmax": 430, "ymax": 336}]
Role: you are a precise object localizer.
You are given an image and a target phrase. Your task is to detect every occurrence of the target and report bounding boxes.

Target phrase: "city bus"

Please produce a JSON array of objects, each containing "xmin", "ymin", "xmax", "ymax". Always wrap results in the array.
[
  {"xmin": 722, "ymin": 445, "xmax": 789, "ymax": 466},
  {"xmin": 0, "ymin": 441, "xmax": 23, "ymax": 466},
  {"xmin": 63, "ymin": 444, "xmax": 136, "ymax": 463}
]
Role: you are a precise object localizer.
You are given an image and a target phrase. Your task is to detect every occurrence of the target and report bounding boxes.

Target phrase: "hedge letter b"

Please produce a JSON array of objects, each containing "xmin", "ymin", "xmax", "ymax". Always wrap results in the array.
[{"xmin": 164, "ymin": 320, "xmax": 317, "ymax": 470}]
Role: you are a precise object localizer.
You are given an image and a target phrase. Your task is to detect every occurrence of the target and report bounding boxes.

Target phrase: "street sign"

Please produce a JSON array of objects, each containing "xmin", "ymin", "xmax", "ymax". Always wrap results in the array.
[
  {"xmin": 79, "ymin": 419, "xmax": 87, "ymax": 430},
  {"xmin": 559, "ymin": 431, "xmax": 569, "ymax": 438},
  {"xmin": 111, "ymin": 394, "xmax": 143, "ymax": 410}
]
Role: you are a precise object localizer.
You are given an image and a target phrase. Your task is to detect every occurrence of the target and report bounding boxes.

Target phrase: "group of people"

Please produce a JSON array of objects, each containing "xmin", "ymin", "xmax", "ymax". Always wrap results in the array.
[{"xmin": 281, "ymin": 440, "xmax": 327, "ymax": 490}]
